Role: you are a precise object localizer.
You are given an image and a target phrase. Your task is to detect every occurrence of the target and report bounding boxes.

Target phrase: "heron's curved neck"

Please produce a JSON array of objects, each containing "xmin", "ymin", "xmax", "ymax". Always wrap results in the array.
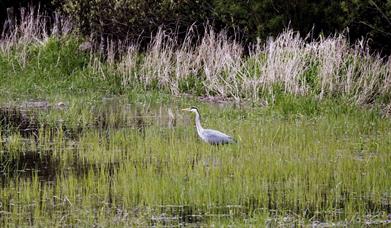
[{"xmin": 194, "ymin": 111, "xmax": 204, "ymax": 133}]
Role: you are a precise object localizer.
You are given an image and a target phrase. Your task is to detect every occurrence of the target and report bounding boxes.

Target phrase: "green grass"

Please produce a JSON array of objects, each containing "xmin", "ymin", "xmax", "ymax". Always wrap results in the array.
[
  {"xmin": 0, "ymin": 36, "xmax": 390, "ymax": 226},
  {"xmin": 1, "ymin": 98, "xmax": 390, "ymax": 226},
  {"xmin": 0, "ymin": 37, "xmax": 125, "ymax": 101}
]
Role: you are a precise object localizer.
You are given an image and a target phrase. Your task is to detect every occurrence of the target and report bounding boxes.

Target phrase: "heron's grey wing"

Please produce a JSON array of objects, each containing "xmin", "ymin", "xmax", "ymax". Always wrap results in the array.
[{"xmin": 202, "ymin": 129, "xmax": 235, "ymax": 145}]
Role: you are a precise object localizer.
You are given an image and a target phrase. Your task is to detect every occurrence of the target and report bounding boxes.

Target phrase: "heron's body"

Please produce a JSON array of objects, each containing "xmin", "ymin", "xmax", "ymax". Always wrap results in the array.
[
  {"xmin": 199, "ymin": 128, "xmax": 235, "ymax": 145},
  {"xmin": 183, "ymin": 107, "xmax": 235, "ymax": 145}
]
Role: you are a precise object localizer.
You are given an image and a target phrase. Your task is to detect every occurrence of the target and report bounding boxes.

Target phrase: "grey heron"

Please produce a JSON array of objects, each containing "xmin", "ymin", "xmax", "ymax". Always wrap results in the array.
[{"xmin": 182, "ymin": 106, "xmax": 235, "ymax": 145}]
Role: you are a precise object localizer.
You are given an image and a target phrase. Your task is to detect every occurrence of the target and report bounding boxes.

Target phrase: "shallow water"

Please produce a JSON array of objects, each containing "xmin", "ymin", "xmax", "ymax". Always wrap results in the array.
[
  {"xmin": 1, "ymin": 99, "xmax": 391, "ymax": 226},
  {"xmin": 0, "ymin": 101, "xmax": 177, "ymax": 179}
]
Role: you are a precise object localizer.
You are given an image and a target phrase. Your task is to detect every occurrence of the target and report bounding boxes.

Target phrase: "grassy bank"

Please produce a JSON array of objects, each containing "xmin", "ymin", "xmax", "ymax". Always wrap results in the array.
[
  {"xmin": 1, "ymin": 9, "xmax": 391, "ymax": 109},
  {"xmin": 1, "ymin": 10, "xmax": 391, "ymax": 226}
]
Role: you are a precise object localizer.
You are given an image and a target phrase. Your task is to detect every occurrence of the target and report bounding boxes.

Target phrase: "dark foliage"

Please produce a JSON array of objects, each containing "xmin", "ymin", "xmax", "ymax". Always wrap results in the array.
[
  {"xmin": 1, "ymin": 0, "xmax": 391, "ymax": 54},
  {"xmin": 0, "ymin": 0, "xmax": 61, "ymax": 34}
]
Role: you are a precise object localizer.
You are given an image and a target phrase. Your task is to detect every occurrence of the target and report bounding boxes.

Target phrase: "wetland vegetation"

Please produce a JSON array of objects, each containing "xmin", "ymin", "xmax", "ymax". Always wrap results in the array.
[{"xmin": 0, "ymin": 9, "xmax": 391, "ymax": 226}]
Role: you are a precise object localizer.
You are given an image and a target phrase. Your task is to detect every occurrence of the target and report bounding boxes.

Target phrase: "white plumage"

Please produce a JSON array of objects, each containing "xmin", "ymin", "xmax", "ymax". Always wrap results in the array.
[{"xmin": 182, "ymin": 107, "xmax": 235, "ymax": 145}]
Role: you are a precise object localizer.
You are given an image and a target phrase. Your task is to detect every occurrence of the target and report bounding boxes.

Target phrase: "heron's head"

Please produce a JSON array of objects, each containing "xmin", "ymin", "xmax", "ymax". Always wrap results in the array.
[{"xmin": 182, "ymin": 106, "xmax": 199, "ymax": 114}]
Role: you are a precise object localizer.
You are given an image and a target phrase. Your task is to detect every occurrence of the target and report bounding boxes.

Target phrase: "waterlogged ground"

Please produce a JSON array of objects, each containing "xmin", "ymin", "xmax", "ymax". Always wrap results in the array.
[{"xmin": 0, "ymin": 97, "xmax": 391, "ymax": 226}]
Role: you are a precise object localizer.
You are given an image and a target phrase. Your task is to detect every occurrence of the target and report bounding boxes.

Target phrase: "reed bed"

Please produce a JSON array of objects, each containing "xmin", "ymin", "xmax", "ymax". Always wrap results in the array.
[{"xmin": 1, "ymin": 9, "xmax": 391, "ymax": 109}]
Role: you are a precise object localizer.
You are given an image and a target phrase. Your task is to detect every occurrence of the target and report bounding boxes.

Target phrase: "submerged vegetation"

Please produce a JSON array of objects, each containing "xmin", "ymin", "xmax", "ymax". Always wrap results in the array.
[{"xmin": 0, "ymin": 9, "xmax": 390, "ymax": 226}]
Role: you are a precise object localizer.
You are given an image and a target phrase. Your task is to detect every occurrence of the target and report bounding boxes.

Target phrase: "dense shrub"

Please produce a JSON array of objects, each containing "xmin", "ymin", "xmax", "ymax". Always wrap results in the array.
[
  {"xmin": 1, "ymin": 0, "xmax": 391, "ymax": 53},
  {"xmin": 60, "ymin": 0, "xmax": 214, "ymax": 47},
  {"xmin": 59, "ymin": 0, "xmax": 391, "ymax": 54},
  {"xmin": 0, "ymin": 0, "xmax": 59, "ymax": 32}
]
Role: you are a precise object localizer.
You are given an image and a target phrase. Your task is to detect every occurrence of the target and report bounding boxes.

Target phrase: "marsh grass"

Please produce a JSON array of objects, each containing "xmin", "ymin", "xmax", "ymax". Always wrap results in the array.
[{"xmin": 0, "ymin": 99, "xmax": 390, "ymax": 226}]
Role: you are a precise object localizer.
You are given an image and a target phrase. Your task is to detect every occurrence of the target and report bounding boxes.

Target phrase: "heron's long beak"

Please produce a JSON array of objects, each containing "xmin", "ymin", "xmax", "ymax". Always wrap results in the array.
[{"xmin": 182, "ymin": 108, "xmax": 191, "ymax": 112}]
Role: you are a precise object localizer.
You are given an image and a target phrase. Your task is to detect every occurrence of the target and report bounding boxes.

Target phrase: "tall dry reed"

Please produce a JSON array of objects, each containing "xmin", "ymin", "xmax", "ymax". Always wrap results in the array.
[
  {"xmin": 1, "ymin": 9, "xmax": 390, "ymax": 109},
  {"xmin": 0, "ymin": 7, "xmax": 72, "ymax": 69},
  {"xmin": 116, "ymin": 27, "xmax": 391, "ymax": 107}
]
